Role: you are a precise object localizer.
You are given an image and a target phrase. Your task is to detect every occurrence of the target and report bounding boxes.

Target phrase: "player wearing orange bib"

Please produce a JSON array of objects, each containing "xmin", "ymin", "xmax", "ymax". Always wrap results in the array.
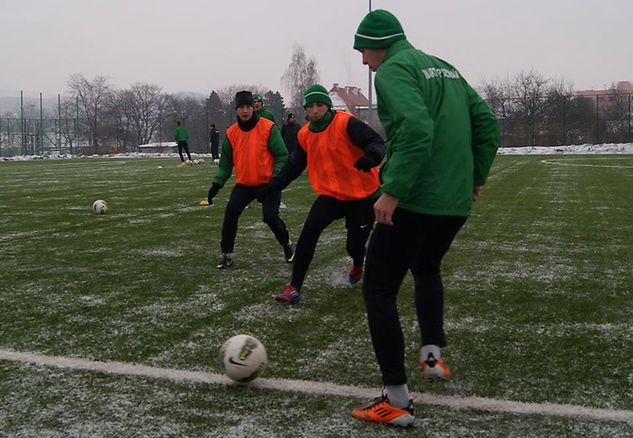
[{"xmin": 256, "ymin": 84, "xmax": 384, "ymax": 304}]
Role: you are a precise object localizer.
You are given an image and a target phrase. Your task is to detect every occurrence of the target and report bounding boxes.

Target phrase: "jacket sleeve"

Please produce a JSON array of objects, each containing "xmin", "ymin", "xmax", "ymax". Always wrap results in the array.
[
  {"xmin": 374, "ymin": 62, "xmax": 435, "ymax": 200},
  {"xmin": 464, "ymin": 81, "xmax": 500, "ymax": 186},
  {"xmin": 211, "ymin": 136, "xmax": 234, "ymax": 187},
  {"xmin": 346, "ymin": 117, "xmax": 385, "ymax": 164},
  {"xmin": 269, "ymin": 140, "xmax": 308, "ymax": 191},
  {"xmin": 267, "ymin": 125, "xmax": 289, "ymax": 174}
]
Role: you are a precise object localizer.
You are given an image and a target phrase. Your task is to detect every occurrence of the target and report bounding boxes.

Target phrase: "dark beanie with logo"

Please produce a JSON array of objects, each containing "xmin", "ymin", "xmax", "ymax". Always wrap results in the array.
[
  {"xmin": 353, "ymin": 9, "xmax": 406, "ymax": 50},
  {"xmin": 235, "ymin": 90, "xmax": 254, "ymax": 109}
]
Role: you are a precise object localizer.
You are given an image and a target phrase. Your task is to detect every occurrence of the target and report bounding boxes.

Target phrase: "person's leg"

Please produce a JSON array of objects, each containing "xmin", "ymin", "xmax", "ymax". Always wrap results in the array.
[
  {"xmin": 362, "ymin": 209, "xmax": 413, "ymax": 387},
  {"xmin": 177, "ymin": 142, "xmax": 185, "ymax": 162},
  {"xmin": 220, "ymin": 184, "xmax": 254, "ymax": 254},
  {"xmin": 290, "ymin": 196, "xmax": 343, "ymax": 290},
  {"xmin": 410, "ymin": 214, "xmax": 466, "ymax": 348},
  {"xmin": 344, "ymin": 196, "xmax": 375, "ymax": 267},
  {"xmin": 183, "ymin": 141, "xmax": 192, "ymax": 161},
  {"xmin": 261, "ymin": 190, "xmax": 291, "ymax": 248}
]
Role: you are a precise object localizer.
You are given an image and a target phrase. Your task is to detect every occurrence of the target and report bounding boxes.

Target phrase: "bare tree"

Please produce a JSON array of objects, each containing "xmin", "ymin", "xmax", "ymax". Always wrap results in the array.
[
  {"xmin": 217, "ymin": 84, "xmax": 266, "ymax": 107},
  {"xmin": 117, "ymin": 83, "xmax": 166, "ymax": 147},
  {"xmin": 510, "ymin": 71, "xmax": 550, "ymax": 145},
  {"xmin": 67, "ymin": 74, "xmax": 113, "ymax": 151},
  {"xmin": 281, "ymin": 45, "xmax": 319, "ymax": 110},
  {"xmin": 58, "ymin": 97, "xmax": 80, "ymax": 154}
]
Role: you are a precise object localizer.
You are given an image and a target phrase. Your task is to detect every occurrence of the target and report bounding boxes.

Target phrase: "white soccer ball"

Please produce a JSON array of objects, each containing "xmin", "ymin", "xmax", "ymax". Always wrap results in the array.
[
  {"xmin": 219, "ymin": 334, "xmax": 267, "ymax": 382},
  {"xmin": 92, "ymin": 199, "xmax": 108, "ymax": 215}
]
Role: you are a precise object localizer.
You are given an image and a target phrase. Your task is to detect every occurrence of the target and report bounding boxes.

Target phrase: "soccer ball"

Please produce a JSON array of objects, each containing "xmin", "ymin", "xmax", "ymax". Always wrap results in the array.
[
  {"xmin": 92, "ymin": 199, "xmax": 108, "ymax": 214},
  {"xmin": 219, "ymin": 334, "xmax": 267, "ymax": 382}
]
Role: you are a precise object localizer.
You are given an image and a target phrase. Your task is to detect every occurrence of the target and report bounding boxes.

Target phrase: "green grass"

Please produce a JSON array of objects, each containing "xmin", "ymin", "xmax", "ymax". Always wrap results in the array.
[{"xmin": 1, "ymin": 155, "xmax": 632, "ymax": 436}]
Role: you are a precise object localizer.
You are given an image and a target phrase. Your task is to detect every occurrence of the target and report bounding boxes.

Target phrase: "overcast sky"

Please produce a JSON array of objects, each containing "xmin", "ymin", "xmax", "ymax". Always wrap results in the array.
[{"xmin": 1, "ymin": 0, "xmax": 632, "ymax": 100}]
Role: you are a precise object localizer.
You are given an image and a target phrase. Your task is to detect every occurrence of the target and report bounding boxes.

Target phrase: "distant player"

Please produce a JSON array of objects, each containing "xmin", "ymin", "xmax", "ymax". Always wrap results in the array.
[
  {"xmin": 174, "ymin": 121, "xmax": 192, "ymax": 167},
  {"xmin": 253, "ymin": 93, "xmax": 278, "ymax": 125}
]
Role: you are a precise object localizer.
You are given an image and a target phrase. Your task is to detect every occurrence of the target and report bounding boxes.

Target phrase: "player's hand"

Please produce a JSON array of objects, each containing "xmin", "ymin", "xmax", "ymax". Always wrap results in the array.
[
  {"xmin": 207, "ymin": 183, "xmax": 221, "ymax": 205},
  {"xmin": 373, "ymin": 193, "xmax": 399, "ymax": 225},
  {"xmin": 472, "ymin": 185, "xmax": 481, "ymax": 201},
  {"xmin": 353, "ymin": 155, "xmax": 374, "ymax": 172}
]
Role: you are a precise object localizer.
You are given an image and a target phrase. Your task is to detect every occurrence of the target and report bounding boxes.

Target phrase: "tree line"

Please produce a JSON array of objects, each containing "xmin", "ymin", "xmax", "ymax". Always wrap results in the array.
[
  {"xmin": 480, "ymin": 71, "xmax": 632, "ymax": 146},
  {"xmin": 1, "ymin": 45, "xmax": 319, "ymax": 155}
]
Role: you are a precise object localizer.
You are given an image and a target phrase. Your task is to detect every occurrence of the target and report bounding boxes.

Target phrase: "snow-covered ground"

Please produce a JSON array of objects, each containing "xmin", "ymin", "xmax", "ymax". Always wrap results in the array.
[{"xmin": 2, "ymin": 142, "xmax": 633, "ymax": 162}]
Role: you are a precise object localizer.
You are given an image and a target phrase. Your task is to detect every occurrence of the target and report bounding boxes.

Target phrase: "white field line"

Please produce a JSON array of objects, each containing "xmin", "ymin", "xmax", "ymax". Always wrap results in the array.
[
  {"xmin": 1, "ymin": 349, "xmax": 632, "ymax": 425},
  {"xmin": 541, "ymin": 158, "xmax": 633, "ymax": 168}
]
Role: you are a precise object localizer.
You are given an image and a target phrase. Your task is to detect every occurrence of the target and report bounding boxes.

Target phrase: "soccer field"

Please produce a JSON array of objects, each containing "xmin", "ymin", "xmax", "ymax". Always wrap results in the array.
[{"xmin": 1, "ymin": 155, "xmax": 632, "ymax": 436}]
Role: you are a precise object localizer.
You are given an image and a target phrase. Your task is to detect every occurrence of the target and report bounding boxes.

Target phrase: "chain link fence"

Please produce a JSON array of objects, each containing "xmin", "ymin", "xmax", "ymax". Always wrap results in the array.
[{"xmin": 2, "ymin": 92, "xmax": 632, "ymax": 157}]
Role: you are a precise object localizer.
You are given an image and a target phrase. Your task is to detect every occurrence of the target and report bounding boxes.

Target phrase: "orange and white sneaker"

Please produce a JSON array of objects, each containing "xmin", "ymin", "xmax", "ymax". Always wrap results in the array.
[
  {"xmin": 352, "ymin": 394, "xmax": 414, "ymax": 427},
  {"xmin": 420, "ymin": 353, "xmax": 451, "ymax": 380}
]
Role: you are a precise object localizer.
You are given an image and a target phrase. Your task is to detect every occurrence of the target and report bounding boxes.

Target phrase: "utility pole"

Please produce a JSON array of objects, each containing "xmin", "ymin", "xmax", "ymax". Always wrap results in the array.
[{"xmin": 367, "ymin": 0, "xmax": 373, "ymax": 127}]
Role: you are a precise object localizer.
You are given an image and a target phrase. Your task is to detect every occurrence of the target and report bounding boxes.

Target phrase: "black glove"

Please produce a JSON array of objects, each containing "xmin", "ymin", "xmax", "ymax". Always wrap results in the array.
[
  {"xmin": 353, "ymin": 155, "xmax": 375, "ymax": 172},
  {"xmin": 207, "ymin": 183, "xmax": 221, "ymax": 205}
]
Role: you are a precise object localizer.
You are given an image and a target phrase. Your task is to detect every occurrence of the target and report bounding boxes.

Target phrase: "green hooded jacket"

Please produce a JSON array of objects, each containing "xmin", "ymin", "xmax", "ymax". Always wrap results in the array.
[
  {"xmin": 374, "ymin": 39, "xmax": 499, "ymax": 216},
  {"xmin": 173, "ymin": 125, "xmax": 188, "ymax": 142},
  {"xmin": 256, "ymin": 108, "xmax": 278, "ymax": 125}
]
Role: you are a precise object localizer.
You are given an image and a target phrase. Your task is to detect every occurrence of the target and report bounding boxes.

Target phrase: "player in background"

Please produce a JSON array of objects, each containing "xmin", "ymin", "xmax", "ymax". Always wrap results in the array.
[
  {"xmin": 253, "ymin": 93, "xmax": 279, "ymax": 125},
  {"xmin": 174, "ymin": 121, "xmax": 192, "ymax": 167}
]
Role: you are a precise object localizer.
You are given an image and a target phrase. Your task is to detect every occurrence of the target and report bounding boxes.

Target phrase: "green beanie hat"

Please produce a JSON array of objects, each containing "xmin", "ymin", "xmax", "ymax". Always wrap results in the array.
[
  {"xmin": 302, "ymin": 84, "xmax": 332, "ymax": 108},
  {"xmin": 252, "ymin": 93, "xmax": 263, "ymax": 102},
  {"xmin": 353, "ymin": 9, "xmax": 406, "ymax": 50}
]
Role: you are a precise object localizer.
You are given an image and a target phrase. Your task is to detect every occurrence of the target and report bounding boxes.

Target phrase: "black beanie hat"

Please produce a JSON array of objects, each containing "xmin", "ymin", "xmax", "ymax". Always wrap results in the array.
[{"xmin": 235, "ymin": 90, "xmax": 254, "ymax": 109}]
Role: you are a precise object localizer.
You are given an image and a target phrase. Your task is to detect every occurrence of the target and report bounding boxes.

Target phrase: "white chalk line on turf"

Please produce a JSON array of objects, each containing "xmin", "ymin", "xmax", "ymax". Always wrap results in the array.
[
  {"xmin": 541, "ymin": 158, "xmax": 633, "ymax": 168},
  {"xmin": 1, "ymin": 349, "xmax": 632, "ymax": 425}
]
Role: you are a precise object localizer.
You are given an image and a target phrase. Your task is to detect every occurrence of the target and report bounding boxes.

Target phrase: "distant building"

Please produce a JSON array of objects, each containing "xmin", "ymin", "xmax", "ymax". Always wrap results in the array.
[
  {"xmin": 329, "ymin": 83, "xmax": 370, "ymax": 119},
  {"xmin": 575, "ymin": 81, "xmax": 633, "ymax": 97},
  {"xmin": 575, "ymin": 81, "xmax": 633, "ymax": 111}
]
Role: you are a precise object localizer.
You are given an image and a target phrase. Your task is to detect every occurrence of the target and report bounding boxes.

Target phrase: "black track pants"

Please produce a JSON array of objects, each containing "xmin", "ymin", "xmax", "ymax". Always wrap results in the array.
[
  {"xmin": 220, "ymin": 184, "xmax": 290, "ymax": 254},
  {"xmin": 291, "ymin": 195, "xmax": 375, "ymax": 289},
  {"xmin": 177, "ymin": 141, "xmax": 191, "ymax": 161},
  {"xmin": 362, "ymin": 209, "xmax": 466, "ymax": 385}
]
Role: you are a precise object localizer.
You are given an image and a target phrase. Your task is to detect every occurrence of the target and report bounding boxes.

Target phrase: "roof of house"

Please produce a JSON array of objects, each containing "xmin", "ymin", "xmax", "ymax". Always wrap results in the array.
[{"xmin": 329, "ymin": 83, "xmax": 369, "ymax": 110}]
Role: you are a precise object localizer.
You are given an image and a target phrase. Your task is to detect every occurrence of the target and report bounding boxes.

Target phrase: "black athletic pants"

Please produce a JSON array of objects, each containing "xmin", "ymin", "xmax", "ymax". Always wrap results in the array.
[
  {"xmin": 177, "ymin": 140, "xmax": 192, "ymax": 161},
  {"xmin": 291, "ymin": 194, "xmax": 375, "ymax": 290},
  {"xmin": 362, "ymin": 208, "xmax": 466, "ymax": 385},
  {"xmin": 220, "ymin": 183, "xmax": 290, "ymax": 254},
  {"xmin": 211, "ymin": 142, "xmax": 219, "ymax": 160}
]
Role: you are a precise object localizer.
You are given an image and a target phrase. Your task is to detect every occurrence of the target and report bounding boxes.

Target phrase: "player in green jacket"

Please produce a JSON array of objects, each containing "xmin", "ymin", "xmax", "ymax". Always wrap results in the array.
[
  {"xmin": 350, "ymin": 10, "xmax": 500, "ymax": 427},
  {"xmin": 253, "ymin": 93, "xmax": 279, "ymax": 125},
  {"xmin": 173, "ymin": 121, "xmax": 192, "ymax": 166}
]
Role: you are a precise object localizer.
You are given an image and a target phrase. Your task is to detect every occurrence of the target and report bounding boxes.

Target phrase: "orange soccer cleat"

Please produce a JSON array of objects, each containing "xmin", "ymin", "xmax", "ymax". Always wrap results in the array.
[
  {"xmin": 420, "ymin": 353, "xmax": 451, "ymax": 380},
  {"xmin": 352, "ymin": 394, "xmax": 414, "ymax": 427}
]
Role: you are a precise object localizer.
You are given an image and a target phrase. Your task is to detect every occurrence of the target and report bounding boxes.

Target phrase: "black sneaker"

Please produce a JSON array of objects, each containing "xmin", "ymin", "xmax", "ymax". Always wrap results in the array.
[
  {"xmin": 283, "ymin": 243, "xmax": 295, "ymax": 263},
  {"xmin": 217, "ymin": 253, "xmax": 233, "ymax": 269}
]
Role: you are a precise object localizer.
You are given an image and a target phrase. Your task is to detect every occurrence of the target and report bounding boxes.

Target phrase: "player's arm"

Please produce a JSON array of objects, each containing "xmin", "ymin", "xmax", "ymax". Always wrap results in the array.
[
  {"xmin": 464, "ymin": 80, "xmax": 500, "ymax": 187},
  {"xmin": 211, "ymin": 137, "xmax": 234, "ymax": 187},
  {"xmin": 267, "ymin": 125, "xmax": 289, "ymax": 174},
  {"xmin": 346, "ymin": 117, "xmax": 385, "ymax": 171}
]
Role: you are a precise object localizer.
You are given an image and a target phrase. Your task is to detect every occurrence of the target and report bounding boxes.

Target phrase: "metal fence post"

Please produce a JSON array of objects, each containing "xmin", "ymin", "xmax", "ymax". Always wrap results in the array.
[
  {"xmin": 629, "ymin": 94, "xmax": 633, "ymax": 142},
  {"xmin": 594, "ymin": 96, "xmax": 600, "ymax": 144}
]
